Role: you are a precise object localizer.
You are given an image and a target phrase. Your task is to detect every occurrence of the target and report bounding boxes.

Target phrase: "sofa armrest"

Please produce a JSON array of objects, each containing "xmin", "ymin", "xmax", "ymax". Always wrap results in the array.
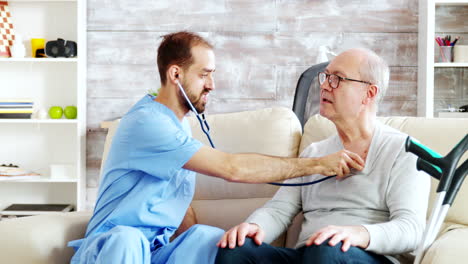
[
  {"xmin": 0, "ymin": 211, "xmax": 91, "ymax": 264},
  {"xmin": 422, "ymin": 228, "xmax": 468, "ymax": 264}
]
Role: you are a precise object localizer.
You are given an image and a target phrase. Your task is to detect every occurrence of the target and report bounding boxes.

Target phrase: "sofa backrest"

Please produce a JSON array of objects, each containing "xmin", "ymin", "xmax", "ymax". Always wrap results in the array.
[
  {"xmin": 300, "ymin": 115, "xmax": 468, "ymax": 228},
  {"xmin": 188, "ymin": 107, "xmax": 303, "ymax": 200}
]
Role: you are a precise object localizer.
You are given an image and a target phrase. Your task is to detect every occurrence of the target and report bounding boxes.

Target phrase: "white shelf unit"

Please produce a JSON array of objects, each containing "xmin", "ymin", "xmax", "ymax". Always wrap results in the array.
[
  {"xmin": 0, "ymin": 0, "xmax": 86, "ymax": 211},
  {"xmin": 435, "ymin": 62, "xmax": 468, "ymax": 67},
  {"xmin": 418, "ymin": 0, "xmax": 468, "ymax": 117},
  {"xmin": 0, "ymin": 58, "xmax": 78, "ymax": 62}
]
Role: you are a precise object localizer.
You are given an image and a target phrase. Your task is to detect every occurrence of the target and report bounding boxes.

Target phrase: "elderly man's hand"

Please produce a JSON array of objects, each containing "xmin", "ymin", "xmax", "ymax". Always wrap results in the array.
[
  {"xmin": 317, "ymin": 149, "xmax": 364, "ymax": 179},
  {"xmin": 305, "ymin": 225, "xmax": 370, "ymax": 252},
  {"xmin": 217, "ymin": 223, "xmax": 265, "ymax": 249}
]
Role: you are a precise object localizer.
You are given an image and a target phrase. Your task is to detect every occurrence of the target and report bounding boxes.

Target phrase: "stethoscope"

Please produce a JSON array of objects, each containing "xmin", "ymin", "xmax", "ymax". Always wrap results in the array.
[
  {"xmin": 176, "ymin": 80, "xmax": 335, "ymax": 186},
  {"xmin": 177, "ymin": 80, "xmax": 215, "ymax": 148}
]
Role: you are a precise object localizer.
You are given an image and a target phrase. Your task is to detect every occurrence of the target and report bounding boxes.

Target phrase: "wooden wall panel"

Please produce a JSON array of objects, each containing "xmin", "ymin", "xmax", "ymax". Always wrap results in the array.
[
  {"xmin": 86, "ymin": 131, "xmax": 106, "ymax": 188},
  {"xmin": 434, "ymin": 68, "xmax": 468, "ymax": 114},
  {"xmin": 87, "ymin": 64, "xmax": 158, "ymax": 98},
  {"xmin": 87, "ymin": 98, "xmax": 139, "ymax": 130},
  {"xmin": 434, "ymin": 68, "xmax": 462, "ymax": 99},
  {"xmin": 277, "ymin": 0, "xmax": 418, "ymax": 33},
  {"xmin": 213, "ymin": 32, "xmax": 417, "ymax": 67},
  {"xmin": 88, "ymin": 31, "xmax": 418, "ymax": 67},
  {"xmin": 88, "ymin": 0, "xmax": 276, "ymax": 32},
  {"xmin": 378, "ymin": 100, "xmax": 416, "ymax": 116},
  {"xmin": 436, "ymin": 6, "xmax": 468, "ymax": 33},
  {"xmin": 463, "ymin": 68, "xmax": 468, "ymax": 99},
  {"xmin": 385, "ymin": 67, "xmax": 418, "ymax": 101}
]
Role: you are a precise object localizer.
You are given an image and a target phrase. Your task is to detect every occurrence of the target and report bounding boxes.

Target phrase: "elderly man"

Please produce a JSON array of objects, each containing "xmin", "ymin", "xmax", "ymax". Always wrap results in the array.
[{"xmin": 215, "ymin": 48, "xmax": 430, "ymax": 264}]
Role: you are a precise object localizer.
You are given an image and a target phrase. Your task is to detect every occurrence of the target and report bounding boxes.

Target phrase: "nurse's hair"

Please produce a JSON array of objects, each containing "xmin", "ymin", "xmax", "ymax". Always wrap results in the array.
[{"xmin": 157, "ymin": 31, "xmax": 213, "ymax": 85}]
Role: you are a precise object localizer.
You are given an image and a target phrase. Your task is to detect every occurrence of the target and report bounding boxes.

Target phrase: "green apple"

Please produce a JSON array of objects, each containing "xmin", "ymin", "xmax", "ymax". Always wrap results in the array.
[
  {"xmin": 64, "ymin": 105, "xmax": 77, "ymax": 119},
  {"xmin": 48, "ymin": 106, "xmax": 63, "ymax": 119}
]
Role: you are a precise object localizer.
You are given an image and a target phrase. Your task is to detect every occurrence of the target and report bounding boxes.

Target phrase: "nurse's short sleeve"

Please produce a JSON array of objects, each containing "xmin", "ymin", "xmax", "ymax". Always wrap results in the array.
[{"xmin": 127, "ymin": 112, "xmax": 203, "ymax": 180}]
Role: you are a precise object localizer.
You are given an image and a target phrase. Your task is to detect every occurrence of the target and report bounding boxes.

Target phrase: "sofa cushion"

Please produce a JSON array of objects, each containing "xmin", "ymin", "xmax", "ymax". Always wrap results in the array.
[
  {"xmin": 422, "ymin": 228, "xmax": 468, "ymax": 263},
  {"xmin": 0, "ymin": 211, "xmax": 91, "ymax": 264},
  {"xmin": 300, "ymin": 115, "xmax": 468, "ymax": 227}
]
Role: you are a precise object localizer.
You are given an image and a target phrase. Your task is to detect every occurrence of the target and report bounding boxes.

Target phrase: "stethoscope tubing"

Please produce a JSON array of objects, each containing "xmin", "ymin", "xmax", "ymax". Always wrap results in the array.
[{"xmin": 268, "ymin": 175, "xmax": 335, "ymax": 186}]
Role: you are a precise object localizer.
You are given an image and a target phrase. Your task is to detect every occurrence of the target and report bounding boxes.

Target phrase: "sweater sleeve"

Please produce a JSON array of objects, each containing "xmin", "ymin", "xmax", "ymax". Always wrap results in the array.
[
  {"xmin": 363, "ymin": 148, "xmax": 431, "ymax": 255},
  {"xmin": 245, "ymin": 179, "xmax": 303, "ymax": 244}
]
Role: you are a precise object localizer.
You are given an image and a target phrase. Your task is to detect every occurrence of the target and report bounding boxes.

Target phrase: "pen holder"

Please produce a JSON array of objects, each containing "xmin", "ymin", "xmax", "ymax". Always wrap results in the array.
[
  {"xmin": 454, "ymin": 45, "xmax": 468, "ymax": 63},
  {"xmin": 438, "ymin": 46, "xmax": 453, "ymax": 62},
  {"xmin": 31, "ymin": 38, "xmax": 45, "ymax": 58}
]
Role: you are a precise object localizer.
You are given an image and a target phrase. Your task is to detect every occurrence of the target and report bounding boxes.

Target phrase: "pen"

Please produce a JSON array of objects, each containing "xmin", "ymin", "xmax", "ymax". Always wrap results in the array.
[{"xmin": 451, "ymin": 36, "xmax": 459, "ymax": 46}]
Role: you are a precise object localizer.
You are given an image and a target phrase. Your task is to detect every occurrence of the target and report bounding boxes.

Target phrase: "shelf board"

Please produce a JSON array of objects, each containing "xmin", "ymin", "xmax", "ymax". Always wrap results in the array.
[
  {"xmin": 435, "ymin": 0, "xmax": 468, "ymax": 5},
  {"xmin": 434, "ymin": 62, "xmax": 468, "ymax": 67},
  {"xmin": 8, "ymin": 0, "xmax": 76, "ymax": 2},
  {"xmin": 0, "ymin": 119, "xmax": 78, "ymax": 124},
  {"xmin": 0, "ymin": 178, "xmax": 78, "ymax": 183},
  {"xmin": 0, "ymin": 58, "xmax": 78, "ymax": 63},
  {"xmin": 438, "ymin": 112, "xmax": 468, "ymax": 118}
]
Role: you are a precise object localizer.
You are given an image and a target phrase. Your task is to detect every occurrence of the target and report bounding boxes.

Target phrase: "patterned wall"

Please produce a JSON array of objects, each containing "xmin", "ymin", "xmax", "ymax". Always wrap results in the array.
[{"xmin": 85, "ymin": 0, "xmax": 467, "ymax": 208}]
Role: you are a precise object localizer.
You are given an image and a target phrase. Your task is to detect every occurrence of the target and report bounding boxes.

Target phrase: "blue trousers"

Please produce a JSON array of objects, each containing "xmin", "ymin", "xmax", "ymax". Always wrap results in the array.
[
  {"xmin": 70, "ymin": 224, "xmax": 224, "ymax": 264},
  {"xmin": 215, "ymin": 238, "xmax": 393, "ymax": 264}
]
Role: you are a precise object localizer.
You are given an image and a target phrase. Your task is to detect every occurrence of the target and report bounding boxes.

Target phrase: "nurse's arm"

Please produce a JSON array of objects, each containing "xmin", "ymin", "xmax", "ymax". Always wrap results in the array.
[{"xmin": 183, "ymin": 146, "xmax": 364, "ymax": 183}]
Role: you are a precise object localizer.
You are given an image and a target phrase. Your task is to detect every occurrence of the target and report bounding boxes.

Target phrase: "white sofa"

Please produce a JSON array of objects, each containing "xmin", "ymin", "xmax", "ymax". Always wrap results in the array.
[{"xmin": 0, "ymin": 107, "xmax": 467, "ymax": 264}]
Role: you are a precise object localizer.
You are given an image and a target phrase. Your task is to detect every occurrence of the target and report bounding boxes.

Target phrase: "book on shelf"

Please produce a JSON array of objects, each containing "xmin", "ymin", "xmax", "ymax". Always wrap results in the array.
[
  {"xmin": 0, "ymin": 165, "xmax": 40, "ymax": 180},
  {"xmin": 0, "ymin": 100, "xmax": 34, "ymax": 119},
  {"xmin": 0, "ymin": 98, "xmax": 33, "ymax": 103},
  {"xmin": 1, "ymin": 204, "xmax": 74, "ymax": 216},
  {"xmin": 0, "ymin": 113, "xmax": 32, "ymax": 119},
  {"xmin": 0, "ymin": 103, "xmax": 33, "ymax": 108},
  {"xmin": 0, "ymin": 108, "xmax": 33, "ymax": 113}
]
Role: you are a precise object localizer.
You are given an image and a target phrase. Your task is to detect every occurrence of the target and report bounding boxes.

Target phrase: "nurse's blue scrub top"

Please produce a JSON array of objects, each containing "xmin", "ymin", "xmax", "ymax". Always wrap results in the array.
[{"xmin": 72, "ymin": 94, "xmax": 203, "ymax": 250}]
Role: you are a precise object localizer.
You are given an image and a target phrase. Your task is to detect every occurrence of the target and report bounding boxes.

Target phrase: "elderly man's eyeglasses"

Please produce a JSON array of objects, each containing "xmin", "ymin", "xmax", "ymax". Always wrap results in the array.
[{"xmin": 318, "ymin": 72, "xmax": 371, "ymax": 89}]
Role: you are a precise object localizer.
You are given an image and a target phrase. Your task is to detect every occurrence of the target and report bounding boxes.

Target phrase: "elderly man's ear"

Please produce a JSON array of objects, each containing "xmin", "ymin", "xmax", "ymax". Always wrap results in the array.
[{"xmin": 363, "ymin": 85, "xmax": 378, "ymax": 105}]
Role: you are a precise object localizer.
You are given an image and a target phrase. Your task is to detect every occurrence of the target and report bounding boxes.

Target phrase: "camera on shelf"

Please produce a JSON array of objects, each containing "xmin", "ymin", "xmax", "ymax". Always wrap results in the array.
[{"xmin": 45, "ymin": 38, "xmax": 77, "ymax": 58}]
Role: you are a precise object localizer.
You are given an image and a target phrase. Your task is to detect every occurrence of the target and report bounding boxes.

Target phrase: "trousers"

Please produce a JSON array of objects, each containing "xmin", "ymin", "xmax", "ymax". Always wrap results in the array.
[
  {"xmin": 70, "ymin": 224, "xmax": 224, "ymax": 264},
  {"xmin": 215, "ymin": 238, "xmax": 393, "ymax": 264}
]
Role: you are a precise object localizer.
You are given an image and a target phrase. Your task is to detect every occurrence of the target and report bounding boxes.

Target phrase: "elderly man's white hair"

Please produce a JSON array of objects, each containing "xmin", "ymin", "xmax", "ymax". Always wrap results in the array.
[{"xmin": 353, "ymin": 48, "xmax": 390, "ymax": 106}]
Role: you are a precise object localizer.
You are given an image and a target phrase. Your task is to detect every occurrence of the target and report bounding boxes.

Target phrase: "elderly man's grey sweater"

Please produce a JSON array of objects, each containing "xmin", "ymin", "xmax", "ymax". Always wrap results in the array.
[{"xmin": 247, "ymin": 121, "xmax": 430, "ymax": 255}]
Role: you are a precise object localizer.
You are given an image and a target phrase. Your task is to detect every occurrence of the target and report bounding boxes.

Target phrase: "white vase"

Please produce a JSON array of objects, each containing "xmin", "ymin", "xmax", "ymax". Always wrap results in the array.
[{"xmin": 10, "ymin": 35, "xmax": 26, "ymax": 58}]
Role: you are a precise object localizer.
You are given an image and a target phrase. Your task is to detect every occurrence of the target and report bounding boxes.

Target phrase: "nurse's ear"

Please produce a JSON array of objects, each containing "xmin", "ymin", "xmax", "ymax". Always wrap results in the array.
[{"xmin": 167, "ymin": 65, "xmax": 182, "ymax": 85}]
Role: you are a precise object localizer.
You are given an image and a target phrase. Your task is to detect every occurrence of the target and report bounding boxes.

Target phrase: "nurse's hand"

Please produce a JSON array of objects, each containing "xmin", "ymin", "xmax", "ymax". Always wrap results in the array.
[
  {"xmin": 217, "ymin": 223, "xmax": 265, "ymax": 249},
  {"xmin": 316, "ymin": 149, "xmax": 364, "ymax": 179}
]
